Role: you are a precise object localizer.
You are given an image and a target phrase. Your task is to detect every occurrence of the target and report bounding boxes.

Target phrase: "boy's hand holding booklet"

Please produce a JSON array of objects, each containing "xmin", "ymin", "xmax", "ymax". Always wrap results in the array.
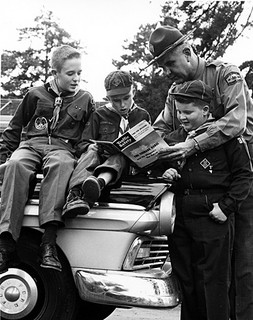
[{"xmin": 90, "ymin": 120, "xmax": 169, "ymax": 168}]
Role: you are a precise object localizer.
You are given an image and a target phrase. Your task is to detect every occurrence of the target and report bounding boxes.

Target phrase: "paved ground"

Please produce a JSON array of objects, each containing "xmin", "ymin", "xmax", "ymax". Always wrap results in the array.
[{"xmin": 106, "ymin": 304, "xmax": 180, "ymax": 320}]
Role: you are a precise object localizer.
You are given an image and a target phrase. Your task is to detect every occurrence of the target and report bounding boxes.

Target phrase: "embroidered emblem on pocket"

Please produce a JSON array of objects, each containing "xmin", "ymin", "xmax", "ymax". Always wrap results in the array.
[{"xmin": 35, "ymin": 117, "xmax": 48, "ymax": 130}]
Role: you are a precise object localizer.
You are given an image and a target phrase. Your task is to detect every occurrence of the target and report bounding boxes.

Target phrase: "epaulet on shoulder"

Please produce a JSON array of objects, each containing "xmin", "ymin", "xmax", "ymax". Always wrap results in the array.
[
  {"xmin": 97, "ymin": 103, "xmax": 109, "ymax": 110},
  {"xmin": 206, "ymin": 59, "xmax": 228, "ymax": 68},
  {"xmin": 80, "ymin": 89, "xmax": 93, "ymax": 96}
]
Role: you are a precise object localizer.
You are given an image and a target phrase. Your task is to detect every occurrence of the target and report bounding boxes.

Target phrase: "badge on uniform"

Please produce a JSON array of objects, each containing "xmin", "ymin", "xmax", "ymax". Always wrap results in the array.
[
  {"xmin": 35, "ymin": 117, "xmax": 48, "ymax": 130},
  {"xmin": 200, "ymin": 158, "xmax": 213, "ymax": 173},
  {"xmin": 237, "ymin": 136, "xmax": 244, "ymax": 144},
  {"xmin": 225, "ymin": 72, "xmax": 242, "ymax": 86}
]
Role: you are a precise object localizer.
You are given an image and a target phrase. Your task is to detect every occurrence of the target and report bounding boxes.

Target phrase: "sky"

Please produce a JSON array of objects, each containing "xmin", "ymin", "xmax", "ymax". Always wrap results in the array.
[{"xmin": 0, "ymin": 0, "xmax": 252, "ymax": 101}]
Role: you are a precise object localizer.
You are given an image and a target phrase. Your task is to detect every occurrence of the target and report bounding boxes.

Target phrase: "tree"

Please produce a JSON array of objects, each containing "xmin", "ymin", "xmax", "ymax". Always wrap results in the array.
[
  {"xmin": 1, "ymin": 9, "xmax": 83, "ymax": 98},
  {"xmin": 239, "ymin": 60, "xmax": 253, "ymax": 95},
  {"xmin": 113, "ymin": 1, "xmax": 253, "ymax": 121}
]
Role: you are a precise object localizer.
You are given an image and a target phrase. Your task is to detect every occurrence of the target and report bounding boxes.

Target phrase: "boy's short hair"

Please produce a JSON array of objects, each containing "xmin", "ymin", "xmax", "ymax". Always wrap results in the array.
[
  {"xmin": 171, "ymin": 80, "xmax": 213, "ymax": 104},
  {"xmin": 50, "ymin": 45, "xmax": 81, "ymax": 72},
  {"xmin": 104, "ymin": 70, "xmax": 133, "ymax": 96}
]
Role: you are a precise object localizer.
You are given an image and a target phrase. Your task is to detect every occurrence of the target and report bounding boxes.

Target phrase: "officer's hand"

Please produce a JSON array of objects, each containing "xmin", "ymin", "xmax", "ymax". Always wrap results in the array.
[
  {"xmin": 209, "ymin": 203, "xmax": 227, "ymax": 223},
  {"xmin": 162, "ymin": 168, "xmax": 181, "ymax": 182},
  {"xmin": 158, "ymin": 139, "xmax": 196, "ymax": 161}
]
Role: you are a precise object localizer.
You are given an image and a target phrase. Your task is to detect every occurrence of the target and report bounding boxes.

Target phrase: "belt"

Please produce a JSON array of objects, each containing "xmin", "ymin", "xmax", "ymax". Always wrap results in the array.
[{"xmin": 179, "ymin": 188, "xmax": 226, "ymax": 196}]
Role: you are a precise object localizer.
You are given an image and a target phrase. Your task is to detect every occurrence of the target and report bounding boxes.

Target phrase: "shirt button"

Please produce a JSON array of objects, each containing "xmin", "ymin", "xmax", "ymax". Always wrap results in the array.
[{"xmin": 188, "ymin": 168, "xmax": 192, "ymax": 172}]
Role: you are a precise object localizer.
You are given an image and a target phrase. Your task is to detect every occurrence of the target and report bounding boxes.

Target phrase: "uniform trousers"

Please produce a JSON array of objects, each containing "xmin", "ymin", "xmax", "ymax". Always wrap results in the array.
[
  {"xmin": 0, "ymin": 137, "xmax": 76, "ymax": 240},
  {"xmin": 230, "ymin": 186, "xmax": 253, "ymax": 320},
  {"xmin": 69, "ymin": 148, "xmax": 127, "ymax": 190},
  {"xmin": 168, "ymin": 194, "xmax": 234, "ymax": 320}
]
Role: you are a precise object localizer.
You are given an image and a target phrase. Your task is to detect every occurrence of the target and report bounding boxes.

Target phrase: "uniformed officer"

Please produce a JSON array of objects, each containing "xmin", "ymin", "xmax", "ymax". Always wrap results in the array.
[{"xmin": 146, "ymin": 25, "xmax": 253, "ymax": 320}]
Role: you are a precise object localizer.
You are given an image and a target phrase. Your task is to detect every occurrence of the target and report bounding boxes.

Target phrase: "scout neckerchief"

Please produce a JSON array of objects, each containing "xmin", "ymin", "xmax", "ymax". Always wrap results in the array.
[
  {"xmin": 106, "ymin": 103, "xmax": 136, "ymax": 137},
  {"xmin": 47, "ymin": 79, "xmax": 79, "ymax": 143},
  {"xmin": 185, "ymin": 120, "xmax": 214, "ymax": 140},
  {"xmin": 118, "ymin": 117, "xmax": 130, "ymax": 136}
]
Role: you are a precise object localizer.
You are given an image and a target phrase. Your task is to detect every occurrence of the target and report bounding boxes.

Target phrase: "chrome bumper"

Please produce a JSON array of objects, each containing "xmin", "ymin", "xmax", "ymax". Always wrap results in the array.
[{"xmin": 75, "ymin": 268, "xmax": 180, "ymax": 308}]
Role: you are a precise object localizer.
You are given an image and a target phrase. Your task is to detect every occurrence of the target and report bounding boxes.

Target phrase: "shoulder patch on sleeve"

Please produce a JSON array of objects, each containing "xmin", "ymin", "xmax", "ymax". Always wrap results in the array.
[{"xmin": 224, "ymin": 72, "xmax": 242, "ymax": 86}]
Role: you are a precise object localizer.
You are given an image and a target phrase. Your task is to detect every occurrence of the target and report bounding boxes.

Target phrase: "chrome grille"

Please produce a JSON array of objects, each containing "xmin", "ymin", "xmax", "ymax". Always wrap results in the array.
[{"xmin": 123, "ymin": 236, "xmax": 169, "ymax": 271}]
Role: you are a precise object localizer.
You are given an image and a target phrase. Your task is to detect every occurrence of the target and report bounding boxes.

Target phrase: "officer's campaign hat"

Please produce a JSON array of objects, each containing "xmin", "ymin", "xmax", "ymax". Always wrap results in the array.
[
  {"xmin": 104, "ymin": 70, "xmax": 133, "ymax": 96},
  {"xmin": 170, "ymin": 80, "xmax": 213, "ymax": 104},
  {"xmin": 146, "ymin": 25, "xmax": 195, "ymax": 68}
]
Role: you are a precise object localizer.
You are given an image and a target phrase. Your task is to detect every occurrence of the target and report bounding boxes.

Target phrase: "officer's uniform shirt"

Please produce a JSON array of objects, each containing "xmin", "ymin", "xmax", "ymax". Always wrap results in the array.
[{"xmin": 153, "ymin": 57, "xmax": 253, "ymax": 153}]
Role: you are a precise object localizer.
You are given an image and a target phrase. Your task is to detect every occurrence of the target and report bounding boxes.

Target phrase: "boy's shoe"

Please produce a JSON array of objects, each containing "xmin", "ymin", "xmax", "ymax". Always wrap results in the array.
[
  {"xmin": 82, "ymin": 176, "xmax": 105, "ymax": 203},
  {"xmin": 0, "ymin": 237, "xmax": 19, "ymax": 274},
  {"xmin": 62, "ymin": 190, "xmax": 90, "ymax": 219},
  {"xmin": 40, "ymin": 243, "xmax": 62, "ymax": 272}
]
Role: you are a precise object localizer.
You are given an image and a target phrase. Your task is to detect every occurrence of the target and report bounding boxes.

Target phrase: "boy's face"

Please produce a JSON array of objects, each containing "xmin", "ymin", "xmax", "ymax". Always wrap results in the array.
[
  {"xmin": 54, "ymin": 57, "xmax": 82, "ymax": 93},
  {"xmin": 176, "ymin": 101, "xmax": 209, "ymax": 132},
  {"xmin": 107, "ymin": 87, "xmax": 135, "ymax": 117}
]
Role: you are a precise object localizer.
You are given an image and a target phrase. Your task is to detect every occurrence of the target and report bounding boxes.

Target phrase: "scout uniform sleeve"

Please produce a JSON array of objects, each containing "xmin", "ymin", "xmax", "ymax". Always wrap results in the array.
[
  {"xmin": 75, "ymin": 111, "xmax": 100, "ymax": 157},
  {"xmin": 85, "ymin": 92, "xmax": 96, "ymax": 123},
  {"xmin": 194, "ymin": 65, "xmax": 249, "ymax": 151},
  {"xmin": 1, "ymin": 91, "xmax": 37, "ymax": 152},
  {"xmin": 218, "ymin": 136, "xmax": 253, "ymax": 216}
]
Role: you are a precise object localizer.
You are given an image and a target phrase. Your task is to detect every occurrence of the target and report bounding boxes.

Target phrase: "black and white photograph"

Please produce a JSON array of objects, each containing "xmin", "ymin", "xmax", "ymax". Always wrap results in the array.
[{"xmin": 1, "ymin": 1, "xmax": 253, "ymax": 319}]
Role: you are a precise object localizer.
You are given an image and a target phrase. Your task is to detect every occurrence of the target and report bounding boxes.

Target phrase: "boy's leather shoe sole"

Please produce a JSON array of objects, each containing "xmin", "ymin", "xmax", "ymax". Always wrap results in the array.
[{"xmin": 82, "ymin": 176, "xmax": 105, "ymax": 203}]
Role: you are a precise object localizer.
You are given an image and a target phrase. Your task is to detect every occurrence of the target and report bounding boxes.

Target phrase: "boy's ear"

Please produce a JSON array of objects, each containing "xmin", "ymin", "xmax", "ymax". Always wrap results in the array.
[
  {"xmin": 182, "ymin": 47, "xmax": 191, "ymax": 58},
  {"xmin": 51, "ymin": 69, "xmax": 57, "ymax": 76},
  {"xmin": 203, "ymin": 105, "xmax": 210, "ymax": 115}
]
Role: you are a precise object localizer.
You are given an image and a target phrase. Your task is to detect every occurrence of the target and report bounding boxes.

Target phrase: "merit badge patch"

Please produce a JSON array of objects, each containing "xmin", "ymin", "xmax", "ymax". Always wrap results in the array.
[
  {"xmin": 225, "ymin": 72, "xmax": 242, "ymax": 86},
  {"xmin": 35, "ymin": 117, "xmax": 48, "ymax": 130}
]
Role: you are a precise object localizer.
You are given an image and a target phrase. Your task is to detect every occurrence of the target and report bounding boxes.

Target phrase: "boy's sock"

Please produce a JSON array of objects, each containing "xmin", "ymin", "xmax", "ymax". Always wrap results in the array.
[{"xmin": 41, "ymin": 222, "xmax": 58, "ymax": 245}]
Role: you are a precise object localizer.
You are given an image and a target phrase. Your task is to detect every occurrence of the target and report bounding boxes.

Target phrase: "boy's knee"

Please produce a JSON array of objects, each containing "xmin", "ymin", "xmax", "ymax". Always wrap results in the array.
[{"xmin": 6, "ymin": 158, "xmax": 22, "ymax": 168}]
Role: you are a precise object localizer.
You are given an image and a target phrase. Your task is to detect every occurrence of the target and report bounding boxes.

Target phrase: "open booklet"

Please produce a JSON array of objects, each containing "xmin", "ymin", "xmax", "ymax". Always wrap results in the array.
[{"xmin": 90, "ymin": 120, "xmax": 169, "ymax": 168}]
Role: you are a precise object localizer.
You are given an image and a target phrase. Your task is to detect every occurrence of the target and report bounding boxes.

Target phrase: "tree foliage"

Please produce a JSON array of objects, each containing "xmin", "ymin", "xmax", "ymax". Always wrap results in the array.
[
  {"xmin": 113, "ymin": 1, "xmax": 253, "ymax": 121},
  {"xmin": 1, "ymin": 9, "xmax": 82, "ymax": 98},
  {"xmin": 239, "ymin": 60, "xmax": 253, "ymax": 92}
]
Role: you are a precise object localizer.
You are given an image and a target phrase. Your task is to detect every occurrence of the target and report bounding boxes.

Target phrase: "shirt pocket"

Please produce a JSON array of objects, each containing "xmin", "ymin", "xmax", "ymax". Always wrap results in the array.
[
  {"xmin": 67, "ymin": 104, "xmax": 85, "ymax": 122},
  {"xmin": 99, "ymin": 121, "xmax": 116, "ymax": 141}
]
